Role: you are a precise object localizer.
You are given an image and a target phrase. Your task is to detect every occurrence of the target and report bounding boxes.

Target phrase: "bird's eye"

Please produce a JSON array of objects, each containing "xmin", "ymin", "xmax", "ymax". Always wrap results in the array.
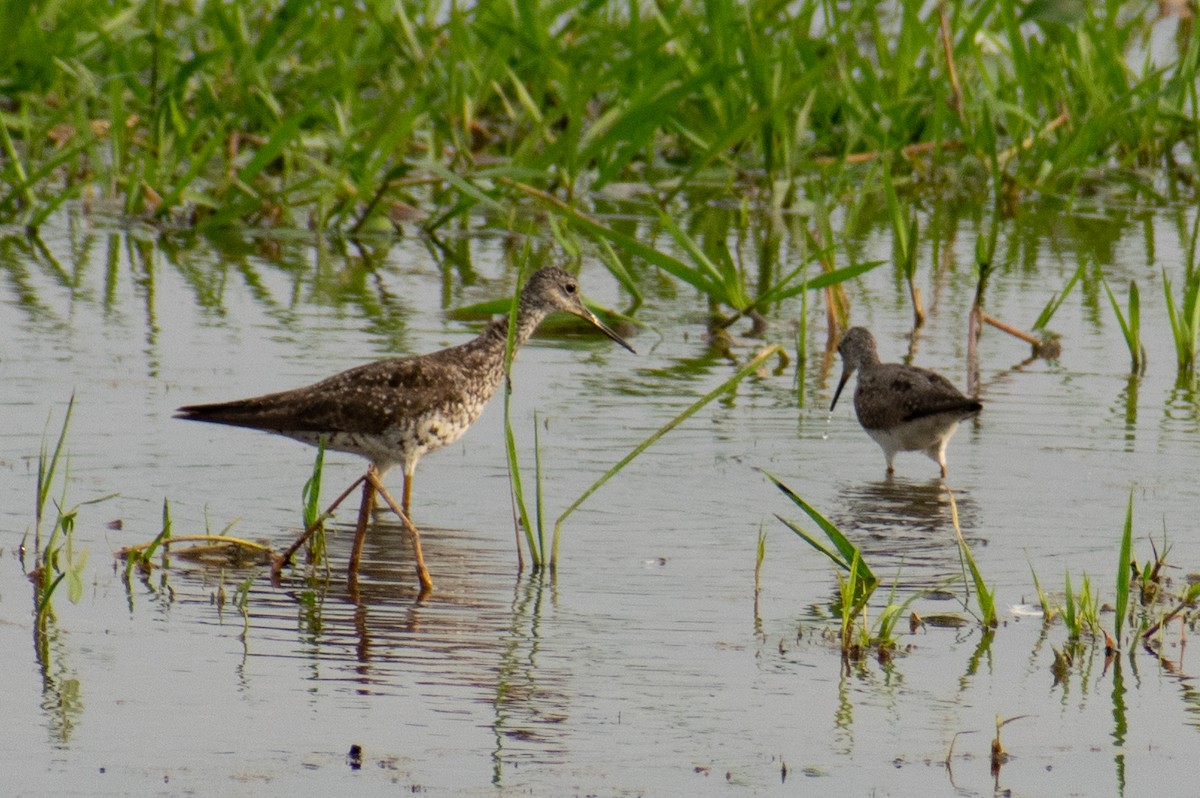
[{"xmin": 565, "ymin": 282, "xmax": 578, "ymax": 294}]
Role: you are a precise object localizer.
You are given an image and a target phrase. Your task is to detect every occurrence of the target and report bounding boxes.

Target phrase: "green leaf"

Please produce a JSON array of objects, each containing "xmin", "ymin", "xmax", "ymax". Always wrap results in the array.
[
  {"xmin": 764, "ymin": 470, "xmax": 877, "ymax": 593},
  {"xmin": 1114, "ymin": 491, "xmax": 1133, "ymax": 644}
]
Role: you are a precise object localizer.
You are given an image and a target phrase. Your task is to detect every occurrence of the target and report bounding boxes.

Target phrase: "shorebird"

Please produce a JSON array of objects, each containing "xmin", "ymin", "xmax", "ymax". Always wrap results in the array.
[
  {"xmin": 177, "ymin": 266, "xmax": 635, "ymax": 593},
  {"xmin": 830, "ymin": 327, "xmax": 981, "ymax": 479}
]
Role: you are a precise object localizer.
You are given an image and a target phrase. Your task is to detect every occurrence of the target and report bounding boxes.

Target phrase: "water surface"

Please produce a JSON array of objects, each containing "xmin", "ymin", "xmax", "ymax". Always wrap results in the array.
[{"xmin": 2, "ymin": 200, "xmax": 1199, "ymax": 795}]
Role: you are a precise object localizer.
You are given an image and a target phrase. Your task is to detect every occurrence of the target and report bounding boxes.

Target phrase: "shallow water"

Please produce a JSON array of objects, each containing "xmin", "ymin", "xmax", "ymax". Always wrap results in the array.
[{"xmin": 2, "ymin": 201, "xmax": 1199, "ymax": 796}]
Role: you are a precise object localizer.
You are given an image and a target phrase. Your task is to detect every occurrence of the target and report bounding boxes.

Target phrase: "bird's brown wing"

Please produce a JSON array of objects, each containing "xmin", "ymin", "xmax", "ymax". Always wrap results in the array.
[
  {"xmin": 176, "ymin": 352, "xmax": 477, "ymax": 435},
  {"xmin": 900, "ymin": 368, "xmax": 981, "ymax": 421}
]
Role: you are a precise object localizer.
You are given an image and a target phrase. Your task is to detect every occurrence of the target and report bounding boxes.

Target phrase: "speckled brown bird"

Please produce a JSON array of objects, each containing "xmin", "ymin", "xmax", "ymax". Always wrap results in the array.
[
  {"xmin": 830, "ymin": 327, "xmax": 981, "ymax": 478},
  {"xmin": 177, "ymin": 266, "xmax": 634, "ymax": 589}
]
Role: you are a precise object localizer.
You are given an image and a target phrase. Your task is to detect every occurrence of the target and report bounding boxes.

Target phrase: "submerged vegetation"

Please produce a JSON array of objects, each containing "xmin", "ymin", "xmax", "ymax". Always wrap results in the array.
[{"xmin": 1, "ymin": 0, "xmax": 1197, "ymax": 233}]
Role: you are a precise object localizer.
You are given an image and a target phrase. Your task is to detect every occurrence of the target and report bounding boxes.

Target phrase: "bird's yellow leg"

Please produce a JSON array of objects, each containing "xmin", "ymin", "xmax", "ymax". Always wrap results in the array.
[
  {"xmin": 347, "ymin": 473, "xmax": 377, "ymax": 577},
  {"xmin": 402, "ymin": 471, "xmax": 413, "ymax": 518},
  {"xmin": 369, "ymin": 469, "xmax": 432, "ymax": 597}
]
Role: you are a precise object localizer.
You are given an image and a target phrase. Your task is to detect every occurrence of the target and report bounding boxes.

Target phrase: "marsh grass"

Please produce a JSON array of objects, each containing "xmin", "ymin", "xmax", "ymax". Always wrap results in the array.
[
  {"xmin": 766, "ymin": 473, "xmax": 877, "ymax": 600},
  {"xmin": 946, "ymin": 487, "xmax": 997, "ymax": 627},
  {"xmin": 755, "ymin": 527, "xmax": 766, "ymax": 597},
  {"xmin": 119, "ymin": 499, "xmax": 271, "ymax": 574},
  {"xmin": 3, "ymin": 1, "xmax": 1196, "ymax": 231},
  {"xmin": 794, "ymin": 273, "xmax": 810, "ymax": 407},
  {"xmin": 1034, "ymin": 261, "xmax": 1084, "ymax": 332},
  {"xmin": 1162, "ymin": 246, "xmax": 1200, "ymax": 375},
  {"xmin": 1027, "ymin": 559, "xmax": 1055, "ymax": 621},
  {"xmin": 1026, "ymin": 492, "xmax": 1199, "ymax": 676},
  {"xmin": 504, "ymin": 343, "xmax": 786, "ymax": 570},
  {"xmin": 502, "ymin": 256, "xmax": 540, "ymax": 567},
  {"xmin": 550, "ymin": 344, "xmax": 787, "ymax": 567},
  {"xmin": 768, "ymin": 477, "xmax": 920, "ymax": 662},
  {"xmin": 882, "ymin": 166, "xmax": 923, "ymax": 330},
  {"xmin": 26, "ymin": 396, "xmax": 110, "ymax": 631},
  {"xmin": 1059, "ymin": 571, "xmax": 1102, "ymax": 640},
  {"xmin": 765, "ymin": 472, "xmax": 882, "ymax": 657},
  {"xmin": 1114, "ymin": 492, "xmax": 1134, "ymax": 643},
  {"xmin": 300, "ymin": 439, "xmax": 328, "ymax": 568},
  {"xmin": 123, "ymin": 499, "xmax": 173, "ymax": 582},
  {"xmin": 1102, "ymin": 277, "xmax": 1146, "ymax": 373},
  {"xmin": 1135, "ymin": 521, "xmax": 1200, "ymax": 649}
]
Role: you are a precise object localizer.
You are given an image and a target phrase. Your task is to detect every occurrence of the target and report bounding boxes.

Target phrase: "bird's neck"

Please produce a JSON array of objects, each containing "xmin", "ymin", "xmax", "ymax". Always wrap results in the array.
[{"xmin": 477, "ymin": 303, "xmax": 549, "ymax": 357}]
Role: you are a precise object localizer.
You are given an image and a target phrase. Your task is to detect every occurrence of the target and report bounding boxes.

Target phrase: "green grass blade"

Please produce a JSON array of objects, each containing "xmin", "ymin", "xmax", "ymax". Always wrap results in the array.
[
  {"xmin": 655, "ymin": 206, "xmax": 750, "ymax": 310},
  {"xmin": 506, "ymin": 179, "xmax": 722, "ymax": 298},
  {"xmin": 503, "ymin": 260, "xmax": 540, "ymax": 567},
  {"xmin": 533, "ymin": 411, "xmax": 545, "ymax": 561},
  {"xmin": 552, "ymin": 345, "xmax": 784, "ymax": 565},
  {"xmin": 773, "ymin": 512, "xmax": 854, "ymax": 573},
  {"xmin": 36, "ymin": 394, "xmax": 75, "ymax": 533},
  {"xmin": 1028, "ymin": 557, "xmax": 1053, "ymax": 619},
  {"xmin": 947, "ymin": 486, "xmax": 996, "ymax": 627},
  {"xmin": 423, "ymin": 161, "xmax": 506, "ymax": 215},
  {"xmin": 771, "ymin": 259, "xmax": 888, "ymax": 299},
  {"xmin": 1102, "ymin": 277, "xmax": 1143, "ymax": 372},
  {"xmin": 1114, "ymin": 491, "xmax": 1133, "ymax": 644},
  {"xmin": 1034, "ymin": 261, "xmax": 1085, "ymax": 330},
  {"xmin": 301, "ymin": 438, "xmax": 325, "ymax": 530},
  {"xmin": 36, "ymin": 572, "xmax": 67, "ymax": 621},
  {"xmin": 764, "ymin": 470, "xmax": 876, "ymax": 591},
  {"xmin": 235, "ymin": 101, "xmax": 317, "ymax": 185}
]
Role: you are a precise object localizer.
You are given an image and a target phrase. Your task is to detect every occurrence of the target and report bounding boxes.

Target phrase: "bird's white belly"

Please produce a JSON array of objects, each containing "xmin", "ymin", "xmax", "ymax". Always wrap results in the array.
[{"xmin": 865, "ymin": 415, "xmax": 960, "ymax": 454}]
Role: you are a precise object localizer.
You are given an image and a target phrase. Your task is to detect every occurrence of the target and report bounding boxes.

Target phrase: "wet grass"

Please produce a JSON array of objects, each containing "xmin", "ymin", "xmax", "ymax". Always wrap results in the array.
[
  {"xmin": 1114, "ymin": 492, "xmax": 1134, "ymax": 643},
  {"xmin": 122, "ymin": 499, "xmax": 173, "ymax": 582},
  {"xmin": 300, "ymin": 439, "xmax": 328, "ymax": 564},
  {"xmin": 7, "ymin": 9, "xmax": 1200, "ymax": 784},
  {"xmin": 1, "ymin": 1, "xmax": 1196, "ymax": 232},
  {"xmin": 768, "ymin": 479, "xmax": 1200, "ymax": 678},
  {"xmin": 548, "ymin": 344, "xmax": 787, "ymax": 567},
  {"xmin": 25, "ymin": 396, "xmax": 104, "ymax": 631},
  {"xmin": 766, "ymin": 470, "xmax": 878, "ymax": 658},
  {"xmin": 947, "ymin": 488, "xmax": 997, "ymax": 627},
  {"xmin": 1162, "ymin": 213, "xmax": 1200, "ymax": 373},
  {"xmin": 1103, "ymin": 277, "xmax": 1146, "ymax": 373}
]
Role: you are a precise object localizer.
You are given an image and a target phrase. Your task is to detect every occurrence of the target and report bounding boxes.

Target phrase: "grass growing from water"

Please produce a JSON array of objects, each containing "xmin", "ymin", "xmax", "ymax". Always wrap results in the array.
[
  {"xmin": 300, "ymin": 439, "xmax": 328, "ymax": 569},
  {"xmin": 26, "ymin": 396, "xmax": 105, "ymax": 631},
  {"xmin": 1114, "ymin": 491, "xmax": 1134, "ymax": 644},
  {"xmin": 765, "ymin": 471, "xmax": 884, "ymax": 659},
  {"xmin": 508, "ymin": 179, "xmax": 888, "ymax": 325},
  {"xmin": 502, "ymin": 255, "xmax": 540, "ymax": 568},
  {"xmin": 767, "ymin": 477, "xmax": 987, "ymax": 658},
  {"xmin": 1033, "ymin": 261, "xmax": 1084, "ymax": 333},
  {"xmin": 548, "ymin": 344, "xmax": 787, "ymax": 568},
  {"xmin": 123, "ymin": 499, "xmax": 173, "ymax": 582},
  {"xmin": 1162, "ymin": 240, "xmax": 1200, "ymax": 374},
  {"xmin": 946, "ymin": 488, "xmax": 997, "ymax": 627},
  {"xmin": 1102, "ymin": 278, "xmax": 1146, "ymax": 373},
  {"xmin": 769, "ymin": 480, "xmax": 1200, "ymax": 690},
  {"xmin": 2, "ymin": 1, "xmax": 1196, "ymax": 231}
]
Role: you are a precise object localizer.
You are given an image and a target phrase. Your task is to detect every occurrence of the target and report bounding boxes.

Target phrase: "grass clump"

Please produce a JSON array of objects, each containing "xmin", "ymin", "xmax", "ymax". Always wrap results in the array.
[
  {"xmin": 1102, "ymin": 277, "xmax": 1145, "ymax": 374},
  {"xmin": 946, "ymin": 488, "xmax": 997, "ymax": 627},
  {"xmin": 765, "ymin": 471, "xmax": 900, "ymax": 662},
  {"xmin": 27, "ymin": 396, "xmax": 88, "ymax": 630},
  {"xmin": 2, "ymin": 1, "xmax": 1197, "ymax": 231}
]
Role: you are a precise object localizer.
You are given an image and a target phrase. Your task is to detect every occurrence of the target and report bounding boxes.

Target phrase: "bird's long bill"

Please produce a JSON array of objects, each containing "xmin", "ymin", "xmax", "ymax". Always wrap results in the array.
[
  {"xmin": 830, "ymin": 367, "xmax": 852, "ymax": 411},
  {"xmin": 575, "ymin": 307, "xmax": 636, "ymax": 354}
]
